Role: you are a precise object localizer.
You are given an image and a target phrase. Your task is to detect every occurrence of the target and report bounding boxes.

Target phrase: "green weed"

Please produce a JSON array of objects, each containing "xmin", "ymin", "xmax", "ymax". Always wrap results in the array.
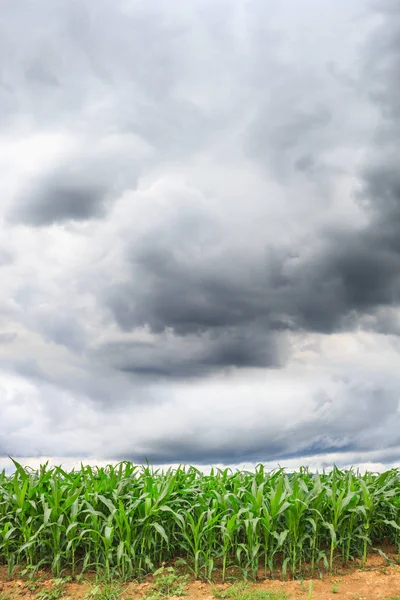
[
  {"xmin": 144, "ymin": 566, "xmax": 189, "ymax": 600},
  {"xmin": 36, "ymin": 578, "xmax": 67, "ymax": 600},
  {"xmin": 212, "ymin": 582, "xmax": 287, "ymax": 600},
  {"xmin": 84, "ymin": 582, "xmax": 124, "ymax": 600},
  {"xmin": 331, "ymin": 581, "xmax": 340, "ymax": 594}
]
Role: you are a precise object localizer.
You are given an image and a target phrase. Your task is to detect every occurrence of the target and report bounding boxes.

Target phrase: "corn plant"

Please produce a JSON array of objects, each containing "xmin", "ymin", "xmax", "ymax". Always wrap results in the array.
[{"xmin": 1, "ymin": 461, "xmax": 400, "ymax": 580}]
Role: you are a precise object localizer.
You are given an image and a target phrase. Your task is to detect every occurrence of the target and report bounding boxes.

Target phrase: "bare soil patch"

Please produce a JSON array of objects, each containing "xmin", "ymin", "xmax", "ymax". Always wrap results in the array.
[{"xmin": 1, "ymin": 552, "xmax": 400, "ymax": 600}]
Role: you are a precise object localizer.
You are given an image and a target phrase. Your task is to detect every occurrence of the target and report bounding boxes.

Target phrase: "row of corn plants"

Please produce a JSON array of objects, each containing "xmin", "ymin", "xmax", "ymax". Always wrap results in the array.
[{"xmin": 1, "ymin": 461, "xmax": 400, "ymax": 581}]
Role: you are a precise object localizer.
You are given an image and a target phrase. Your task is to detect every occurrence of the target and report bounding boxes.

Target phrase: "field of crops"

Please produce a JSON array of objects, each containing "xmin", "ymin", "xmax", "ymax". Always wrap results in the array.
[{"xmin": 1, "ymin": 461, "xmax": 400, "ymax": 582}]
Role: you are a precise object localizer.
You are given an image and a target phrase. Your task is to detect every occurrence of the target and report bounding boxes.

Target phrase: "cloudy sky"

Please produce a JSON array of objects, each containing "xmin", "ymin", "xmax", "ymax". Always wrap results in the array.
[{"xmin": 1, "ymin": 0, "xmax": 400, "ymax": 473}]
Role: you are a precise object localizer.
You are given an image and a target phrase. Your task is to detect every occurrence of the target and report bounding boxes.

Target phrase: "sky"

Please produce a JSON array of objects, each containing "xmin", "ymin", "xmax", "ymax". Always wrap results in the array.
[{"xmin": 1, "ymin": 0, "xmax": 400, "ymax": 473}]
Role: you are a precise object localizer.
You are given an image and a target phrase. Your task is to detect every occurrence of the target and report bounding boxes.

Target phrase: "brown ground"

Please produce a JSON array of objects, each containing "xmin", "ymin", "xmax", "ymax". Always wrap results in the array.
[{"xmin": 1, "ymin": 552, "xmax": 400, "ymax": 600}]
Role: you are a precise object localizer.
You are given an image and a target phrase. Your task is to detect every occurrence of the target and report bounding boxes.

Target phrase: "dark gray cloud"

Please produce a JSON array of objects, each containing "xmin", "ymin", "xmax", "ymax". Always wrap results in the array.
[
  {"xmin": 8, "ymin": 144, "xmax": 140, "ymax": 225},
  {"xmin": 100, "ymin": 0, "xmax": 400, "ymax": 380},
  {"xmin": 104, "ymin": 218, "xmax": 400, "ymax": 376},
  {"xmin": 11, "ymin": 182, "xmax": 109, "ymax": 225},
  {"xmin": 96, "ymin": 328, "xmax": 284, "ymax": 379}
]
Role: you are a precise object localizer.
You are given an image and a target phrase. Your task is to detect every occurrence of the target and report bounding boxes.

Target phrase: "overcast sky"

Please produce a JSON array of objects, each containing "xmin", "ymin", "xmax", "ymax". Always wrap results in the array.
[{"xmin": 1, "ymin": 0, "xmax": 400, "ymax": 473}]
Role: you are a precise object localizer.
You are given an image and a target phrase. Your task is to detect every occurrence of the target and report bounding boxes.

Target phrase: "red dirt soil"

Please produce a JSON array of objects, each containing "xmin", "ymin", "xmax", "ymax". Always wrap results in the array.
[{"xmin": 1, "ymin": 552, "xmax": 400, "ymax": 600}]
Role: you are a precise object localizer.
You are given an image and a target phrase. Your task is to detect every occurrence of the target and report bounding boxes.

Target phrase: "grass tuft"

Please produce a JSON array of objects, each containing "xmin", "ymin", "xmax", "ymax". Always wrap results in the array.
[
  {"xmin": 144, "ymin": 566, "xmax": 189, "ymax": 600},
  {"xmin": 212, "ymin": 582, "xmax": 288, "ymax": 600},
  {"xmin": 84, "ymin": 582, "xmax": 124, "ymax": 600}
]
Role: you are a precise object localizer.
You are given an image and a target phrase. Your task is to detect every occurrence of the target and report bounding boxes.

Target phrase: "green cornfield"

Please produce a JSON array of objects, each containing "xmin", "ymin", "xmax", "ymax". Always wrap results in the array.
[{"xmin": 1, "ymin": 461, "xmax": 400, "ymax": 581}]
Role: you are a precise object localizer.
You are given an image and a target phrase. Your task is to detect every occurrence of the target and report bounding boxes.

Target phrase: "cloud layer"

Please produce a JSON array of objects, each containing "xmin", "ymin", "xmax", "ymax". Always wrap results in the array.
[{"xmin": 1, "ymin": 0, "xmax": 400, "ymax": 470}]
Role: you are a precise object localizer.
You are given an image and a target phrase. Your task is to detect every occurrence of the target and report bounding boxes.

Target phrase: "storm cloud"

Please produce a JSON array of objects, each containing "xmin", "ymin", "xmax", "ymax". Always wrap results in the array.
[{"xmin": 1, "ymin": 0, "xmax": 400, "ymax": 470}]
